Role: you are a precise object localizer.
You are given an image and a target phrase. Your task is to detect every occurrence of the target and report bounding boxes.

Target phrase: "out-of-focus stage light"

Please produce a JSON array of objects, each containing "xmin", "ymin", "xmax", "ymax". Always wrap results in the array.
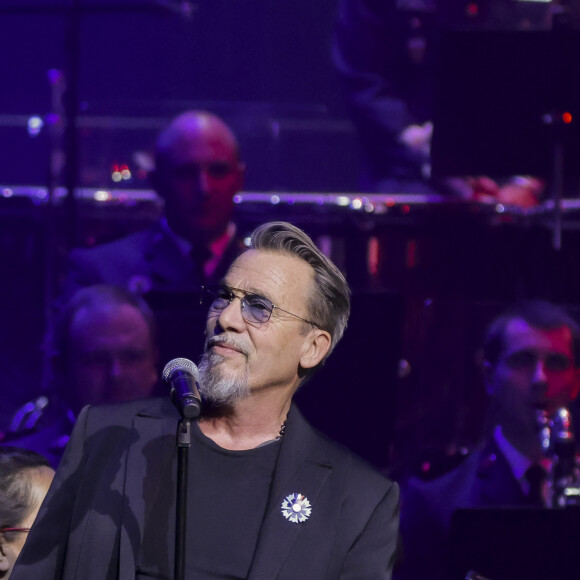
[{"xmin": 27, "ymin": 116, "xmax": 44, "ymax": 137}]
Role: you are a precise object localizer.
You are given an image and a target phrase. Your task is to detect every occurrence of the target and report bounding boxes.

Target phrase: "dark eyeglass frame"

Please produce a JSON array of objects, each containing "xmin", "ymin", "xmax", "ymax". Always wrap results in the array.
[
  {"xmin": 0, "ymin": 527, "xmax": 31, "ymax": 533},
  {"xmin": 201, "ymin": 285, "xmax": 320, "ymax": 328}
]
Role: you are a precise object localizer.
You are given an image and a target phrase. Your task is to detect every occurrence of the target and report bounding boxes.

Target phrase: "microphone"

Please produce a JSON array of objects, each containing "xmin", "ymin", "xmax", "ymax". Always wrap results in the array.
[{"xmin": 162, "ymin": 358, "xmax": 202, "ymax": 419}]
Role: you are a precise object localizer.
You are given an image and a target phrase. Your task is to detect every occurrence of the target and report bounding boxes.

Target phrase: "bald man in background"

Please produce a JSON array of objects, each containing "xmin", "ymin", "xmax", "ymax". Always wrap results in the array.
[
  {"xmin": 63, "ymin": 110, "xmax": 247, "ymax": 297},
  {"xmin": 61, "ymin": 110, "xmax": 248, "ymax": 362}
]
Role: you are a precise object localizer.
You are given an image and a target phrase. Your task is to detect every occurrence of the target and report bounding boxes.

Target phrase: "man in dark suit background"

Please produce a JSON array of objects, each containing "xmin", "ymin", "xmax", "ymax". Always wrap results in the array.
[
  {"xmin": 62, "ymin": 110, "xmax": 247, "ymax": 362},
  {"xmin": 4, "ymin": 285, "xmax": 159, "ymax": 468},
  {"xmin": 396, "ymin": 300, "xmax": 580, "ymax": 580},
  {"xmin": 64, "ymin": 110, "xmax": 246, "ymax": 296},
  {"xmin": 12, "ymin": 222, "xmax": 400, "ymax": 579}
]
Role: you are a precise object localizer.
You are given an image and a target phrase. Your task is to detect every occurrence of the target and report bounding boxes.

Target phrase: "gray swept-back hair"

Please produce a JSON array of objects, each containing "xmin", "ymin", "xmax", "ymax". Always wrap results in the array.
[{"xmin": 250, "ymin": 221, "xmax": 351, "ymax": 362}]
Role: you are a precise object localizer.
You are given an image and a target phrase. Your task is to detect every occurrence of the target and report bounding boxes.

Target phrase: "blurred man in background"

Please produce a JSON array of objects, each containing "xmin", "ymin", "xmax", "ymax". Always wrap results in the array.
[
  {"xmin": 64, "ymin": 110, "xmax": 246, "ymax": 296},
  {"xmin": 4, "ymin": 285, "xmax": 159, "ymax": 467},
  {"xmin": 61, "ymin": 110, "xmax": 247, "ymax": 363},
  {"xmin": 396, "ymin": 300, "xmax": 580, "ymax": 580}
]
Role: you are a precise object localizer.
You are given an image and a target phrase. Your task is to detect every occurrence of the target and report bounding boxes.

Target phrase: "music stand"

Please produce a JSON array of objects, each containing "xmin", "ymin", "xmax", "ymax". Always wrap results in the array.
[{"xmin": 449, "ymin": 507, "xmax": 580, "ymax": 580}]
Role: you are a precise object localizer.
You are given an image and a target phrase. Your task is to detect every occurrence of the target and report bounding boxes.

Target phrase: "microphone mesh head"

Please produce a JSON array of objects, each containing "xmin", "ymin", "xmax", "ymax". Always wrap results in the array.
[{"xmin": 162, "ymin": 358, "xmax": 199, "ymax": 382}]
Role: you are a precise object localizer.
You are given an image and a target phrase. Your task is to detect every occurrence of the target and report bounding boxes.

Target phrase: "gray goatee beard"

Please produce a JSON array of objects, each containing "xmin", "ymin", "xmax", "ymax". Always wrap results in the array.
[{"xmin": 198, "ymin": 350, "xmax": 250, "ymax": 406}]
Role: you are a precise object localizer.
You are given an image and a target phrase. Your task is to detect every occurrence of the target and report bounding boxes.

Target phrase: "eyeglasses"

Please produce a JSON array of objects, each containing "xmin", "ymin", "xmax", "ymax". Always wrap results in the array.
[
  {"xmin": 171, "ymin": 161, "xmax": 237, "ymax": 180},
  {"xmin": 0, "ymin": 527, "xmax": 30, "ymax": 534},
  {"xmin": 201, "ymin": 285, "xmax": 319, "ymax": 327}
]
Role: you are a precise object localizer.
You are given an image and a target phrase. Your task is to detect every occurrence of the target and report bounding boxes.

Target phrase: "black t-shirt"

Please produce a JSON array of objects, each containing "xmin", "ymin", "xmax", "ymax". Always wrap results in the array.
[{"xmin": 136, "ymin": 422, "xmax": 281, "ymax": 579}]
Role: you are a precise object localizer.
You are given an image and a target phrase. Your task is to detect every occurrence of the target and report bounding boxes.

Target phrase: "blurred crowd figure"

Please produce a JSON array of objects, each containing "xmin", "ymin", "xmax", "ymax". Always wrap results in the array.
[
  {"xmin": 333, "ymin": 0, "xmax": 561, "ymax": 203},
  {"xmin": 4, "ymin": 110, "xmax": 249, "ymax": 465},
  {"xmin": 50, "ymin": 284, "xmax": 159, "ymax": 413},
  {"xmin": 61, "ymin": 109, "xmax": 247, "ymax": 363},
  {"xmin": 4, "ymin": 285, "xmax": 159, "ymax": 467},
  {"xmin": 3, "ymin": 110, "xmax": 250, "ymax": 466},
  {"xmin": 395, "ymin": 300, "xmax": 580, "ymax": 580},
  {"xmin": 0, "ymin": 447, "xmax": 54, "ymax": 579},
  {"xmin": 63, "ymin": 110, "xmax": 246, "ymax": 297}
]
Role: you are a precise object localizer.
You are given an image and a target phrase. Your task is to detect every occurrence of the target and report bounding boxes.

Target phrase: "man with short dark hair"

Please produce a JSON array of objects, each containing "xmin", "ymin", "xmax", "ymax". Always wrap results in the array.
[
  {"xmin": 0, "ymin": 447, "xmax": 54, "ymax": 579},
  {"xmin": 396, "ymin": 300, "xmax": 580, "ymax": 580},
  {"xmin": 12, "ymin": 222, "xmax": 400, "ymax": 580}
]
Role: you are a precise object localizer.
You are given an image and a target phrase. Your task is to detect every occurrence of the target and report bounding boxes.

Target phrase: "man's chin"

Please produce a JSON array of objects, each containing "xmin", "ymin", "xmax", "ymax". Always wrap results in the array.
[
  {"xmin": 202, "ymin": 384, "xmax": 250, "ymax": 407},
  {"xmin": 198, "ymin": 360, "xmax": 249, "ymax": 406}
]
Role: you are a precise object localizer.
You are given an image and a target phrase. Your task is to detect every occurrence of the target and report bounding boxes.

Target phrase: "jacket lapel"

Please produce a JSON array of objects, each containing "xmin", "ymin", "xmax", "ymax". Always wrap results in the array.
[
  {"xmin": 118, "ymin": 399, "xmax": 180, "ymax": 578},
  {"xmin": 248, "ymin": 405, "xmax": 333, "ymax": 579},
  {"xmin": 474, "ymin": 439, "xmax": 528, "ymax": 506},
  {"xmin": 144, "ymin": 225, "xmax": 199, "ymax": 288}
]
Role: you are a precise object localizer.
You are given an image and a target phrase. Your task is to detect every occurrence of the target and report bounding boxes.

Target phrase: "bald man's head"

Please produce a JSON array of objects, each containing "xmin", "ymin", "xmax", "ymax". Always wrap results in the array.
[{"xmin": 152, "ymin": 111, "xmax": 245, "ymax": 244}]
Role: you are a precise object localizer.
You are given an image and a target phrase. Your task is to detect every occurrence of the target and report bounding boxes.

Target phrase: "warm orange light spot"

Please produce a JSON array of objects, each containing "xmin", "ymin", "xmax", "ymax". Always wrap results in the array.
[{"xmin": 563, "ymin": 112, "xmax": 573, "ymax": 124}]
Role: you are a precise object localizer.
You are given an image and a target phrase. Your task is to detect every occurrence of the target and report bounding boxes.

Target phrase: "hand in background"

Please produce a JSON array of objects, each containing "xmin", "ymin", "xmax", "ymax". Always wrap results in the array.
[
  {"xmin": 399, "ymin": 122, "xmax": 433, "ymax": 158},
  {"xmin": 470, "ymin": 175, "xmax": 544, "ymax": 208}
]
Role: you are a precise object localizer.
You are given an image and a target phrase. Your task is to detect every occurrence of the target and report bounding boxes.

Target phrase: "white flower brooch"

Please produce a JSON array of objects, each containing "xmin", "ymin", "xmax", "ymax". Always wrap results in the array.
[{"xmin": 281, "ymin": 493, "xmax": 312, "ymax": 524}]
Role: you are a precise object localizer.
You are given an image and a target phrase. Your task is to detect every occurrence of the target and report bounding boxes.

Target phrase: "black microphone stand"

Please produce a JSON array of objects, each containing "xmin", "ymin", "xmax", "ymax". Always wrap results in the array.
[
  {"xmin": 164, "ymin": 359, "xmax": 202, "ymax": 580},
  {"xmin": 175, "ymin": 415, "xmax": 192, "ymax": 580}
]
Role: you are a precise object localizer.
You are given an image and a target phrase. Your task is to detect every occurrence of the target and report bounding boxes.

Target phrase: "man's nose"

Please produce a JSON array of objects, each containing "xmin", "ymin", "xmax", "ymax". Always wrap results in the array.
[
  {"xmin": 532, "ymin": 359, "xmax": 548, "ymax": 385},
  {"xmin": 109, "ymin": 356, "xmax": 123, "ymax": 379},
  {"xmin": 215, "ymin": 296, "xmax": 245, "ymax": 332},
  {"xmin": 197, "ymin": 168, "xmax": 211, "ymax": 195}
]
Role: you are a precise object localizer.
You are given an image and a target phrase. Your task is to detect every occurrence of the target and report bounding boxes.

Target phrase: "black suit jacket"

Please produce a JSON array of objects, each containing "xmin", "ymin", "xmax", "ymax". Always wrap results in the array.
[
  {"xmin": 395, "ymin": 438, "xmax": 529, "ymax": 580},
  {"xmin": 62, "ymin": 221, "xmax": 244, "ymax": 298},
  {"xmin": 13, "ymin": 398, "xmax": 399, "ymax": 579},
  {"xmin": 60, "ymin": 221, "xmax": 246, "ymax": 361}
]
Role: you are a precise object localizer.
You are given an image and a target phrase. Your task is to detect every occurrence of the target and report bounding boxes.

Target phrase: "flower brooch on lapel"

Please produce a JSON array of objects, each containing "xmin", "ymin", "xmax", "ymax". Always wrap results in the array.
[{"xmin": 281, "ymin": 493, "xmax": 312, "ymax": 523}]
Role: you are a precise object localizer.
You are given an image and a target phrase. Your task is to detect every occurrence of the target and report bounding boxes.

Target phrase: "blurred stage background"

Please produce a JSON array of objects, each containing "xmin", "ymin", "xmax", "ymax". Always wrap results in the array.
[{"xmin": 2, "ymin": 0, "xmax": 580, "ymax": 475}]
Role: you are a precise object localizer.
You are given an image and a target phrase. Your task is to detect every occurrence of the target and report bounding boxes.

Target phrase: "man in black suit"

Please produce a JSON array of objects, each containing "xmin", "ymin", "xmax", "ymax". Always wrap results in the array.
[
  {"xmin": 396, "ymin": 300, "xmax": 580, "ymax": 580},
  {"xmin": 12, "ymin": 222, "xmax": 400, "ymax": 579},
  {"xmin": 62, "ymin": 110, "xmax": 247, "ymax": 361},
  {"xmin": 64, "ymin": 110, "xmax": 246, "ymax": 296}
]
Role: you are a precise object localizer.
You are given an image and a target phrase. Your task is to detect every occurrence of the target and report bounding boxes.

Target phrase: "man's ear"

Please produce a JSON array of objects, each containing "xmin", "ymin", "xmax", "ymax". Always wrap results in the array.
[
  {"xmin": 300, "ymin": 329, "xmax": 332, "ymax": 370},
  {"xmin": 0, "ymin": 535, "xmax": 10, "ymax": 573}
]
